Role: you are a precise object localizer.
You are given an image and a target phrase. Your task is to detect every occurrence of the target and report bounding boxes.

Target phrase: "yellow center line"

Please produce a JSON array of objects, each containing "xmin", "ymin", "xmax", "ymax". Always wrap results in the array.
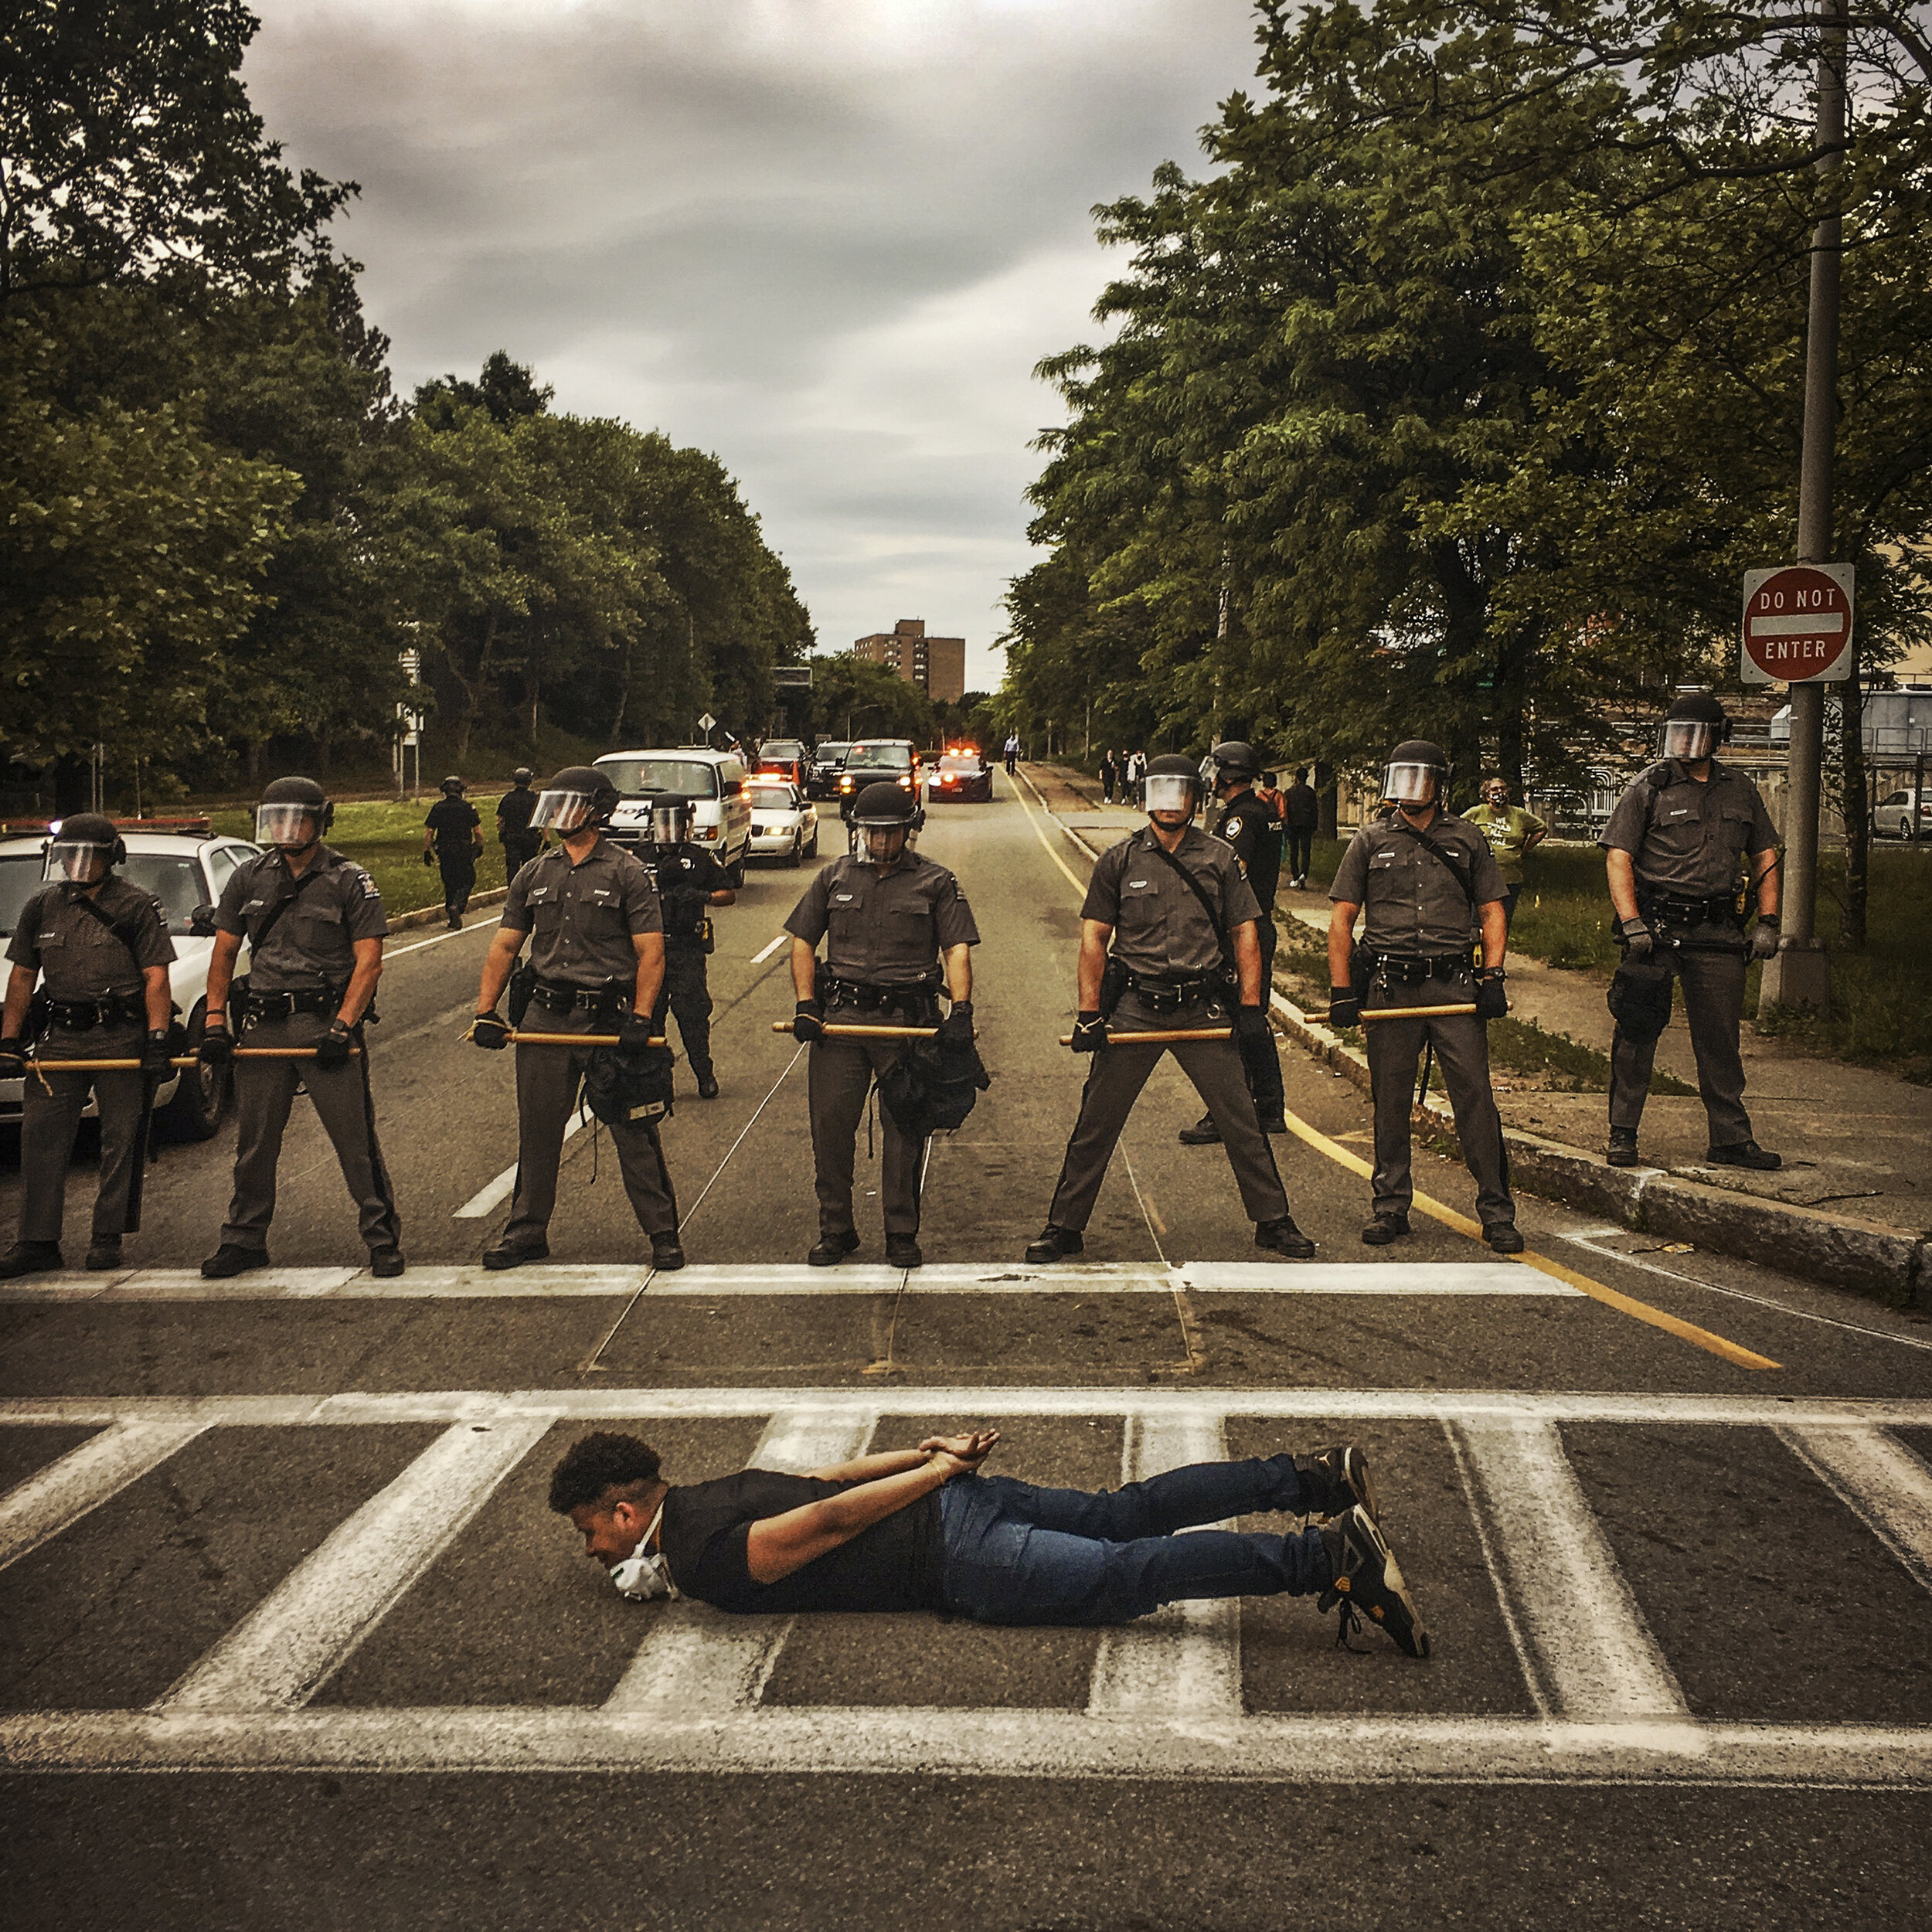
[{"xmin": 1013, "ymin": 770, "xmax": 1780, "ymax": 1372}]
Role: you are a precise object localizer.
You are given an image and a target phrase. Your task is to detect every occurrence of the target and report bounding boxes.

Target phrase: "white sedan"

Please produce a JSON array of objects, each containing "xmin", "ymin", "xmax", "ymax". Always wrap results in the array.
[{"xmin": 745, "ymin": 781, "xmax": 820, "ymax": 866}]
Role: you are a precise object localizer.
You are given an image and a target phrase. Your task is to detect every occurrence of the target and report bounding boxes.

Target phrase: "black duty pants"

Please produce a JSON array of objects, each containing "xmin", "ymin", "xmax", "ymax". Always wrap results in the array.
[
  {"xmin": 652, "ymin": 941, "xmax": 714, "ymax": 1082},
  {"xmin": 437, "ymin": 848, "xmax": 478, "ymax": 916},
  {"xmin": 1608, "ymin": 924, "xmax": 1753, "ymax": 1146},
  {"xmin": 18, "ymin": 1021, "xmax": 148, "ymax": 1246}
]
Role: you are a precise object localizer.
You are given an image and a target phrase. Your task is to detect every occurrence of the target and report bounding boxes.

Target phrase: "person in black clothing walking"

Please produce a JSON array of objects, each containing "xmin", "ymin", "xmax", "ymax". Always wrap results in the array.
[
  {"xmin": 423, "ymin": 777, "xmax": 483, "ymax": 929},
  {"xmin": 1281, "ymin": 767, "xmax": 1319, "ymax": 889},
  {"xmin": 497, "ymin": 767, "xmax": 544, "ymax": 878},
  {"xmin": 641, "ymin": 793, "xmax": 736, "ymax": 1100},
  {"xmin": 1099, "ymin": 750, "xmax": 1119, "ymax": 804}
]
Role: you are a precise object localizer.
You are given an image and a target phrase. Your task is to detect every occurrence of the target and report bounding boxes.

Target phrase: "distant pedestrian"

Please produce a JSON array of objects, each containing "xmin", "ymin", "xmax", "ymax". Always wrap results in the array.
[
  {"xmin": 1100, "ymin": 749, "xmax": 1119, "ymax": 804},
  {"xmin": 1126, "ymin": 749, "xmax": 1146, "ymax": 806},
  {"xmin": 497, "ymin": 767, "xmax": 545, "ymax": 879},
  {"xmin": 1465, "ymin": 778, "xmax": 1548, "ymax": 930},
  {"xmin": 1004, "ymin": 733, "xmax": 1020, "ymax": 775},
  {"xmin": 1281, "ymin": 767, "xmax": 1319, "ymax": 889},
  {"xmin": 423, "ymin": 777, "xmax": 483, "ymax": 930}
]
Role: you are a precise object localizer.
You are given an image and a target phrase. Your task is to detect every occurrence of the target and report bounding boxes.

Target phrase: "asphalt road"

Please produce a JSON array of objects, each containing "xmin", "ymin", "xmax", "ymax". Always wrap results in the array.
[{"xmin": 3, "ymin": 785, "xmax": 1930, "ymax": 1930}]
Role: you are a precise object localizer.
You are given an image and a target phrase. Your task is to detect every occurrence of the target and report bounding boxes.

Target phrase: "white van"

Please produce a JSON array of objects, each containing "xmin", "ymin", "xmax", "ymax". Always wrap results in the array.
[{"xmin": 596, "ymin": 748, "xmax": 753, "ymax": 883}]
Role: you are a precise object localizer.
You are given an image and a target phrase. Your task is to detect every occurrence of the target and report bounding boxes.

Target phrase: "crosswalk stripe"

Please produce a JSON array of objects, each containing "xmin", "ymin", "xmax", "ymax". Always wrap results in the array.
[
  {"xmin": 1451, "ymin": 1418, "xmax": 1689, "ymax": 1728},
  {"xmin": 0, "ymin": 1418, "xmax": 213, "ymax": 1573},
  {"xmin": 1087, "ymin": 1410, "xmax": 1241, "ymax": 1721},
  {"xmin": 603, "ymin": 1408, "xmax": 877, "ymax": 1716},
  {"xmin": 155, "ymin": 1413, "xmax": 559, "ymax": 1713},
  {"xmin": 1776, "ymin": 1423, "xmax": 1932, "ymax": 1594}
]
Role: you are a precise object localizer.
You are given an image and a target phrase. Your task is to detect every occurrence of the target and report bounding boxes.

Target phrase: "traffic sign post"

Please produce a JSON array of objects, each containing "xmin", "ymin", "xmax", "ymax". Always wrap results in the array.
[{"xmin": 1740, "ymin": 564, "xmax": 1853, "ymax": 685}]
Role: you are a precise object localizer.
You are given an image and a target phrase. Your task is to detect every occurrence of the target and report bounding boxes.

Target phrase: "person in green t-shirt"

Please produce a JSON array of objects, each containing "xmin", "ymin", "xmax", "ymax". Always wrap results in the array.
[{"xmin": 1465, "ymin": 779, "xmax": 1548, "ymax": 930}]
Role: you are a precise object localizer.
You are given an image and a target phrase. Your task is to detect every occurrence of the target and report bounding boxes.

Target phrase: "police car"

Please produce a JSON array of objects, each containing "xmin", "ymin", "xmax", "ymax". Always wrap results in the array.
[{"xmin": 0, "ymin": 818, "xmax": 260, "ymax": 1140}]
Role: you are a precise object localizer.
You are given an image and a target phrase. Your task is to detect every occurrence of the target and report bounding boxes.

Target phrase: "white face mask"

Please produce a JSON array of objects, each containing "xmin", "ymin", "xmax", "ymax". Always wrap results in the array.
[{"xmin": 610, "ymin": 1504, "xmax": 677, "ymax": 1600}]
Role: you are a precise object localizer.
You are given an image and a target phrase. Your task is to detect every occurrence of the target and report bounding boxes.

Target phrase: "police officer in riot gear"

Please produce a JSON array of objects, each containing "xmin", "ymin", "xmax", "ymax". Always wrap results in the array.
[
  {"xmin": 1179, "ymin": 740, "xmax": 1287, "ymax": 1143},
  {"xmin": 641, "ymin": 792, "xmax": 735, "ymax": 1100},
  {"xmin": 1028, "ymin": 754, "xmax": 1315, "ymax": 1264},
  {"xmin": 785, "ymin": 781, "xmax": 979, "ymax": 1270},
  {"xmin": 423, "ymin": 775, "xmax": 483, "ymax": 930},
  {"xmin": 1600, "ymin": 692, "xmax": 1782, "ymax": 1170},
  {"xmin": 199, "ymin": 777, "xmax": 403, "ymax": 1277},
  {"xmin": 498, "ymin": 767, "xmax": 544, "ymax": 878},
  {"xmin": 0, "ymin": 816, "xmax": 175, "ymax": 1277},
  {"xmin": 470, "ymin": 766, "xmax": 684, "ymax": 1269},
  {"xmin": 1328, "ymin": 742, "xmax": 1522, "ymax": 1253}
]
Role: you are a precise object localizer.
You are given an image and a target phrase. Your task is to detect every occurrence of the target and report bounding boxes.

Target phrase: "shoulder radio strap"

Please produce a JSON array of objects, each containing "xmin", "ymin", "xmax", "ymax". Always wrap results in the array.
[
  {"xmin": 1386, "ymin": 819, "xmax": 1478, "ymax": 910},
  {"xmin": 248, "ymin": 864, "xmax": 327, "ymax": 954},
  {"xmin": 68, "ymin": 891, "xmax": 156, "ymax": 973},
  {"xmin": 1145, "ymin": 837, "xmax": 1236, "ymax": 974}
]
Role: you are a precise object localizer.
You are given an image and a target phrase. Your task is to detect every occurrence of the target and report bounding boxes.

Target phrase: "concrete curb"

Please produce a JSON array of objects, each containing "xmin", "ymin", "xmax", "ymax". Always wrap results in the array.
[
  {"xmin": 1022, "ymin": 767, "xmax": 1930, "ymax": 1310},
  {"xmin": 386, "ymin": 886, "xmax": 509, "ymax": 935}
]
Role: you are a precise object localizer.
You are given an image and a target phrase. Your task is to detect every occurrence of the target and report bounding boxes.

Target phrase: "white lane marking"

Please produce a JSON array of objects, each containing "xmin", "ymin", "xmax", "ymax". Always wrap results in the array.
[
  {"xmin": 603, "ymin": 1408, "xmax": 876, "ymax": 1716},
  {"xmin": 1452, "ymin": 1418, "xmax": 1689, "ymax": 1728},
  {"xmin": 1558, "ymin": 1230, "xmax": 1932, "ymax": 1355},
  {"xmin": 4, "ymin": 1708, "xmax": 1924, "ymax": 1785},
  {"xmin": 453, "ymin": 1101, "xmax": 591, "ymax": 1220},
  {"xmin": 156, "ymin": 1413, "xmax": 557, "ymax": 1713},
  {"xmin": 1175, "ymin": 1260, "xmax": 1577, "ymax": 1296},
  {"xmin": 9, "ymin": 1389, "xmax": 1932, "ymax": 1431},
  {"xmin": 386, "ymin": 919, "xmax": 498, "ymax": 961},
  {"xmin": 1777, "ymin": 1424, "xmax": 1932, "ymax": 1594},
  {"xmin": 750, "ymin": 933, "xmax": 790, "ymax": 964},
  {"xmin": 1087, "ymin": 1411, "xmax": 1240, "ymax": 1721},
  {"xmin": 0, "ymin": 1419, "xmax": 212, "ymax": 1573}
]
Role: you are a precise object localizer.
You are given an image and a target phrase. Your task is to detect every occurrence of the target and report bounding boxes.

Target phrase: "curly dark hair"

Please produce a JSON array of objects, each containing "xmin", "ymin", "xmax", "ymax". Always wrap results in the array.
[{"xmin": 547, "ymin": 1431, "xmax": 663, "ymax": 1515}]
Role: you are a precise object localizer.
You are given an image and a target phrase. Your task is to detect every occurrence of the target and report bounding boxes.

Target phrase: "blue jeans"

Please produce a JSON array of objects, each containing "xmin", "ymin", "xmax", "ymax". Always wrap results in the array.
[{"xmin": 937, "ymin": 1456, "xmax": 1330, "ymax": 1627}]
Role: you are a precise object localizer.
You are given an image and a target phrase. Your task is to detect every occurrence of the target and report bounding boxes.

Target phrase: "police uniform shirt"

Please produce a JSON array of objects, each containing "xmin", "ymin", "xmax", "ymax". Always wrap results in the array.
[
  {"xmin": 215, "ymin": 846, "xmax": 387, "ymax": 993},
  {"xmin": 7, "ymin": 878, "xmax": 175, "ymax": 1002},
  {"xmin": 496, "ymin": 788, "xmax": 539, "ymax": 835},
  {"xmin": 784, "ymin": 852, "xmax": 980, "ymax": 988},
  {"xmin": 642, "ymin": 845, "xmax": 730, "ymax": 942},
  {"xmin": 425, "ymin": 797, "xmax": 481, "ymax": 851},
  {"xmin": 500, "ymin": 837, "xmax": 662, "ymax": 988},
  {"xmin": 1598, "ymin": 760, "xmax": 1777, "ymax": 900},
  {"xmin": 1082, "ymin": 826, "xmax": 1262, "ymax": 980},
  {"xmin": 1213, "ymin": 787, "xmax": 1284, "ymax": 904},
  {"xmin": 1329, "ymin": 812, "xmax": 1505, "ymax": 957}
]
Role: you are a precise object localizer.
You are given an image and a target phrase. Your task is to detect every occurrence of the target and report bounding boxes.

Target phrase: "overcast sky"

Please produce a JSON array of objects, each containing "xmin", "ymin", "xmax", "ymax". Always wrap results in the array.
[{"xmin": 243, "ymin": 0, "xmax": 1261, "ymax": 695}]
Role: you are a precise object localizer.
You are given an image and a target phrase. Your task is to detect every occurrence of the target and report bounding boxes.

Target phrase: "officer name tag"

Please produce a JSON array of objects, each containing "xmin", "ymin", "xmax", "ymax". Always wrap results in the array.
[
  {"xmin": 835, "ymin": 892, "xmax": 855, "ymax": 903},
  {"xmin": 1127, "ymin": 879, "xmax": 1150, "ymax": 889}
]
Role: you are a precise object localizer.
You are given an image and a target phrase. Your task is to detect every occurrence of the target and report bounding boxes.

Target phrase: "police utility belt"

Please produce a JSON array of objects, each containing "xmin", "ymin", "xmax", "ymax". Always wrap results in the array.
[
  {"xmin": 41, "ymin": 992, "xmax": 146, "ymax": 1032},
  {"xmin": 1362, "ymin": 953, "xmax": 1473, "ymax": 988},
  {"xmin": 526, "ymin": 975, "xmax": 632, "ymax": 1019},
  {"xmin": 1124, "ymin": 970, "xmax": 1233, "ymax": 1013},
  {"xmin": 243, "ymin": 986, "xmax": 345, "ymax": 1022},
  {"xmin": 1638, "ymin": 891, "xmax": 1746, "ymax": 929},
  {"xmin": 821, "ymin": 974, "xmax": 940, "ymax": 1020}
]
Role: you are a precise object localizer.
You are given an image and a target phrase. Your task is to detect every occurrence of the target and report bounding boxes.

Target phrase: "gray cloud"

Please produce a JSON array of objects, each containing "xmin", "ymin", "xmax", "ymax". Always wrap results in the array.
[{"xmin": 247, "ymin": 0, "xmax": 1262, "ymax": 691}]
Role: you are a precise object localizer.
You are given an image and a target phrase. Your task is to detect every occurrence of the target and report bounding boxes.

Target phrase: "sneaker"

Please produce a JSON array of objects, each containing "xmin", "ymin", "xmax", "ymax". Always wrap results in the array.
[
  {"xmin": 83, "ymin": 1240, "xmax": 124, "ymax": 1271},
  {"xmin": 481, "ymin": 1236, "xmax": 549, "ymax": 1271},
  {"xmin": 696, "ymin": 1073, "xmax": 720, "ymax": 1100},
  {"xmin": 885, "ymin": 1233, "xmax": 923, "ymax": 1269},
  {"xmin": 200, "ymin": 1243, "xmax": 269, "ymax": 1280},
  {"xmin": 1254, "ymin": 1215, "xmax": 1316, "ymax": 1259},
  {"xmin": 1295, "ymin": 1445, "xmax": 1379, "ymax": 1522},
  {"xmin": 0, "ymin": 1240, "xmax": 63, "ymax": 1280},
  {"xmin": 1708, "ymin": 1140, "xmax": 1781, "ymax": 1172},
  {"xmin": 808, "ymin": 1230, "xmax": 861, "ymax": 1267},
  {"xmin": 1361, "ymin": 1213, "xmax": 1410, "ymax": 1247},
  {"xmin": 1319, "ymin": 1505, "xmax": 1430, "ymax": 1658},
  {"xmin": 1178, "ymin": 1113, "xmax": 1222, "ymax": 1146},
  {"xmin": 369, "ymin": 1247, "xmax": 406, "ymax": 1279},
  {"xmin": 1023, "ymin": 1224, "xmax": 1083, "ymax": 1264},
  {"xmin": 1606, "ymin": 1128, "xmax": 1641, "ymax": 1168},
  {"xmin": 1485, "ymin": 1223, "xmax": 1526, "ymax": 1255},
  {"xmin": 651, "ymin": 1232, "xmax": 686, "ymax": 1271}
]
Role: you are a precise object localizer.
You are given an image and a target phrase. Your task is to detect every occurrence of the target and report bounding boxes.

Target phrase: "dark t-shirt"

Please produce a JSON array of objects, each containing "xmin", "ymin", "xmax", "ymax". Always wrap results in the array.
[
  {"xmin": 660, "ymin": 1469, "xmax": 944, "ymax": 1614},
  {"xmin": 497, "ymin": 788, "xmax": 539, "ymax": 836},
  {"xmin": 426, "ymin": 798, "xmax": 481, "ymax": 852}
]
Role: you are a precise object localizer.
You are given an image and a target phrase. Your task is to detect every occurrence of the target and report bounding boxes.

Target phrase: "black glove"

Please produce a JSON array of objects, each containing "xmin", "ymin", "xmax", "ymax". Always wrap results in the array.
[
  {"xmin": 1070, "ymin": 1011, "xmax": 1107, "ymax": 1053},
  {"xmin": 141, "ymin": 1029, "xmax": 175, "ymax": 1077},
  {"xmin": 1617, "ymin": 917, "xmax": 1655, "ymax": 961},
  {"xmin": 198, "ymin": 1022, "xmax": 235, "ymax": 1067},
  {"xmin": 0, "ymin": 1039, "xmax": 25, "ymax": 1080},
  {"xmin": 423, "ymin": 849, "xmax": 437, "ymax": 869},
  {"xmin": 1475, "ymin": 971, "xmax": 1509, "ymax": 1022},
  {"xmin": 618, "ymin": 1011, "xmax": 658, "ymax": 1056},
  {"xmin": 793, "ymin": 998, "xmax": 825, "ymax": 1043},
  {"xmin": 471, "ymin": 1012, "xmax": 510, "ymax": 1050},
  {"xmin": 1233, "ymin": 1004, "xmax": 1270, "ymax": 1044},
  {"xmin": 1328, "ymin": 986, "xmax": 1360, "ymax": 1030},
  {"xmin": 1749, "ymin": 917, "xmax": 1781, "ymax": 963},
  {"xmin": 311, "ymin": 1021, "xmax": 354, "ymax": 1069},
  {"xmin": 937, "ymin": 999, "xmax": 974, "ymax": 1049}
]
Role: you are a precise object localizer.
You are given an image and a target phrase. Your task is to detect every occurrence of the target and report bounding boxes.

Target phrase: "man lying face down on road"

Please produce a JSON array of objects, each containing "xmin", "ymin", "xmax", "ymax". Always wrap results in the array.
[{"xmin": 549, "ymin": 1427, "xmax": 1428, "ymax": 1655}]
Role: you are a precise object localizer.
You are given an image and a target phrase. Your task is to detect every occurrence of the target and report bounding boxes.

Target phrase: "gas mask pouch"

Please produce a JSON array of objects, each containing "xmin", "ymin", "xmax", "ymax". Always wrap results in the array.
[{"xmin": 611, "ymin": 1505, "xmax": 678, "ymax": 1600}]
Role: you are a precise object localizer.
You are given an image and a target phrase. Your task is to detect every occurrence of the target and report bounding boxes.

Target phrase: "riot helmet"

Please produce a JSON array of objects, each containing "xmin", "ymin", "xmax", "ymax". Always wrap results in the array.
[
  {"xmin": 1207, "ymin": 740, "xmax": 1263, "ymax": 791},
  {"xmin": 1381, "ymin": 741, "xmax": 1451, "ymax": 809},
  {"xmin": 651, "ymin": 792, "xmax": 695, "ymax": 847},
  {"xmin": 440, "ymin": 774, "xmax": 466, "ymax": 797},
  {"xmin": 1142, "ymin": 753, "xmax": 1202, "ymax": 820},
  {"xmin": 255, "ymin": 776, "xmax": 332, "ymax": 850},
  {"xmin": 530, "ymin": 766, "xmax": 619, "ymax": 835},
  {"xmin": 1661, "ymin": 691, "xmax": 1727, "ymax": 764},
  {"xmin": 43, "ymin": 812, "xmax": 124, "ymax": 886},
  {"xmin": 511, "ymin": 767, "xmax": 534, "ymax": 787},
  {"xmin": 852, "ymin": 780, "xmax": 923, "ymax": 860}
]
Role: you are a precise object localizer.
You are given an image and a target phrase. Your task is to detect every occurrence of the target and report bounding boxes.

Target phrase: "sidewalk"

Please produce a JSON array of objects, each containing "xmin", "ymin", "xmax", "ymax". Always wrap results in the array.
[{"xmin": 1022, "ymin": 763, "xmax": 1932, "ymax": 1307}]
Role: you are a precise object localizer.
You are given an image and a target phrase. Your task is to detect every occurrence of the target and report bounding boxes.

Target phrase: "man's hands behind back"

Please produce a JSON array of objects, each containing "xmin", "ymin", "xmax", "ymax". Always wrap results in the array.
[{"xmin": 919, "ymin": 1429, "xmax": 1001, "ymax": 1476}]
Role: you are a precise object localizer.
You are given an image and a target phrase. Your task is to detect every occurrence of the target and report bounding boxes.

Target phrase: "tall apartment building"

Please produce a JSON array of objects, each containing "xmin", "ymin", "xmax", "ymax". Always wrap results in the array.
[{"xmin": 852, "ymin": 618, "xmax": 967, "ymax": 705}]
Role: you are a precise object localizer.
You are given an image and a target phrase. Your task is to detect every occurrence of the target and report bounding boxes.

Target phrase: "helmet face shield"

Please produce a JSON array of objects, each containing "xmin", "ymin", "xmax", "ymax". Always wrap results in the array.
[
  {"xmin": 1662, "ymin": 719, "xmax": 1716, "ymax": 762},
  {"xmin": 1381, "ymin": 762, "xmax": 1439, "ymax": 807},
  {"xmin": 531, "ymin": 788, "xmax": 597, "ymax": 834},
  {"xmin": 650, "ymin": 801, "xmax": 692, "ymax": 845},
  {"xmin": 1143, "ymin": 774, "xmax": 1198, "ymax": 817},
  {"xmin": 255, "ymin": 802, "xmax": 323, "ymax": 849},
  {"xmin": 43, "ymin": 838, "xmax": 113, "ymax": 885}
]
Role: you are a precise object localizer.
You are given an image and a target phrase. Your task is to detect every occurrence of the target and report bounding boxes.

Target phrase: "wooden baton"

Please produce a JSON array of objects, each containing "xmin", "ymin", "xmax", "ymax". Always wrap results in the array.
[
  {"xmin": 768, "ymin": 1020, "xmax": 942, "ymax": 1039},
  {"xmin": 18, "ymin": 1049, "xmax": 365, "ymax": 1073},
  {"xmin": 1357, "ymin": 1003, "xmax": 1481, "ymax": 1022},
  {"xmin": 503, "ymin": 1030, "xmax": 667, "ymax": 1048},
  {"xmin": 1056, "ymin": 1026, "xmax": 1233, "ymax": 1046}
]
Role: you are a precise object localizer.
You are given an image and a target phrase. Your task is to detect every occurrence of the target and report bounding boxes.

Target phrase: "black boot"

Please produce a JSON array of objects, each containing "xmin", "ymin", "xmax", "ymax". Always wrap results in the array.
[
  {"xmin": 808, "ymin": 1230, "xmax": 861, "ymax": 1267},
  {"xmin": 0, "ymin": 1240, "xmax": 63, "ymax": 1280},
  {"xmin": 1708, "ymin": 1139, "xmax": 1781, "ymax": 1171},
  {"xmin": 1178, "ymin": 1113, "xmax": 1222, "ymax": 1145},
  {"xmin": 199, "ymin": 1243, "xmax": 268, "ymax": 1280},
  {"xmin": 1606, "ymin": 1127, "xmax": 1641, "ymax": 1168},
  {"xmin": 1255, "ymin": 1216, "xmax": 1316, "ymax": 1259},
  {"xmin": 1024, "ymin": 1224, "xmax": 1083, "ymax": 1264},
  {"xmin": 1360, "ymin": 1213, "xmax": 1410, "ymax": 1247}
]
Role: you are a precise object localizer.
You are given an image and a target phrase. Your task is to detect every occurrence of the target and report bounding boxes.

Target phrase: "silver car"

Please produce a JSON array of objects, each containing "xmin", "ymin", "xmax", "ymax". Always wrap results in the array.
[{"xmin": 745, "ymin": 780, "xmax": 820, "ymax": 867}]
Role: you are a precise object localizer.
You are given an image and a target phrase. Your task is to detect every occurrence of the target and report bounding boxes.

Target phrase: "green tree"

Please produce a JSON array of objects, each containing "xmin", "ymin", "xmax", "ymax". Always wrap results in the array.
[{"xmin": 809, "ymin": 653, "xmax": 936, "ymax": 743}]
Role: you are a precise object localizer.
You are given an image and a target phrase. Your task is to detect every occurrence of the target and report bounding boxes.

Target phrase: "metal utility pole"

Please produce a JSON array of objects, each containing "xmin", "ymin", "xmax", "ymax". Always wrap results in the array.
[{"xmin": 1760, "ymin": 0, "xmax": 1845, "ymax": 1012}]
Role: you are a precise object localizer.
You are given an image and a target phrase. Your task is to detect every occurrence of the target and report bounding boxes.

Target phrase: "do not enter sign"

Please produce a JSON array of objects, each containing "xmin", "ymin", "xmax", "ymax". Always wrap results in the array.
[{"xmin": 1740, "ymin": 563, "xmax": 1854, "ymax": 685}]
